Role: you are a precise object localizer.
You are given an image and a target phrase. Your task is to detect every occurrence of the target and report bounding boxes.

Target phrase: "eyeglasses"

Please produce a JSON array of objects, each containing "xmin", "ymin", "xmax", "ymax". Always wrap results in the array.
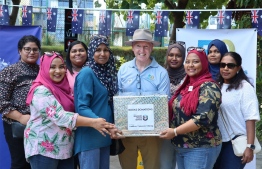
[
  {"xmin": 23, "ymin": 47, "xmax": 40, "ymax": 54},
  {"xmin": 44, "ymin": 51, "xmax": 62, "ymax": 57},
  {"xmin": 169, "ymin": 40, "xmax": 186, "ymax": 47},
  {"xmin": 89, "ymin": 34, "xmax": 109, "ymax": 41},
  {"xmin": 219, "ymin": 63, "xmax": 238, "ymax": 69},
  {"xmin": 187, "ymin": 47, "xmax": 205, "ymax": 52},
  {"xmin": 136, "ymin": 74, "xmax": 141, "ymax": 89}
]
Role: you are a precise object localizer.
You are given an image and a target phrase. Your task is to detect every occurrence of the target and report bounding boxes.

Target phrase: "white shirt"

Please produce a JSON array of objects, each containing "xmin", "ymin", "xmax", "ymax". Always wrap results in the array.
[{"xmin": 218, "ymin": 80, "xmax": 260, "ymax": 142}]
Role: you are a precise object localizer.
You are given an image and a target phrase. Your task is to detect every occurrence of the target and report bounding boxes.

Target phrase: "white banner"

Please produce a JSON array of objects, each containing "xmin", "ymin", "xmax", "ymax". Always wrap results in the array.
[
  {"xmin": 176, "ymin": 28, "xmax": 257, "ymax": 85},
  {"xmin": 177, "ymin": 28, "xmax": 257, "ymax": 169}
]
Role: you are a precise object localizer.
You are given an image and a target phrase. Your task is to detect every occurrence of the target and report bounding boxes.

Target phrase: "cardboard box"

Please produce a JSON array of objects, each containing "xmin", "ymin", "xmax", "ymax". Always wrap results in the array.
[{"xmin": 113, "ymin": 95, "xmax": 169, "ymax": 137}]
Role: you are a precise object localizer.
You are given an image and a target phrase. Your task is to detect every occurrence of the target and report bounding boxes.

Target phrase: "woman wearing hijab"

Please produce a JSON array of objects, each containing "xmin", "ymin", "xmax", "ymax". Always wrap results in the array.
[
  {"xmin": 207, "ymin": 39, "xmax": 228, "ymax": 80},
  {"xmin": 160, "ymin": 42, "xmax": 186, "ymax": 169},
  {"xmin": 25, "ymin": 52, "xmax": 113, "ymax": 169},
  {"xmin": 74, "ymin": 35, "xmax": 118, "ymax": 169},
  {"xmin": 160, "ymin": 47, "xmax": 222, "ymax": 169}
]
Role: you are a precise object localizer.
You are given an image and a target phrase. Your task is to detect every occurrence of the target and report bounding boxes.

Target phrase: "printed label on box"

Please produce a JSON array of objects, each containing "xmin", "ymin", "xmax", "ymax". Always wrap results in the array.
[{"xmin": 127, "ymin": 104, "xmax": 154, "ymax": 130}]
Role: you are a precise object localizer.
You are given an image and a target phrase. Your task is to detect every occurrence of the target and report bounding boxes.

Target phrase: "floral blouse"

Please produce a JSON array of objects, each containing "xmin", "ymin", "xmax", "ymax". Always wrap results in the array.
[
  {"xmin": 0, "ymin": 61, "xmax": 39, "ymax": 123},
  {"xmin": 171, "ymin": 82, "xmax": 222, "ymax": 148},
  {"xmin": 24, "ymin": 85, "xmax": 78, "ymax": 160}
]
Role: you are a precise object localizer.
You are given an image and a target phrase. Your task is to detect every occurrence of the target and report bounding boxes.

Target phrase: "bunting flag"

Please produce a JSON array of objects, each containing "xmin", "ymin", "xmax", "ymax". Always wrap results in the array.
[
  {"xmin": 22, "ymin": 6, "xmax": 32, "ymax": 26},
  {"xmin": 71, "ymin": 9, "xmax": 84, "ymax": 34},
  {"xmin": 0, "ymin": 5, "xmax": 9, "ymax": 25},
  {"xmin": 217, "ymin": 11, "xmax": 232, "ymax": 29},
  {"xmin": 154, "ymin": 11, "xmax": 169, "ymax": 37},
  {"xmin": 126, "ymin": 10, "xmax": 140, "ymax": 36},
  {"xmin": 251, "ymin": 10, "xmax": 262, "ymax": 36},
  {"xmin": 47, "ymin": 8, "xmax": 58, "ymax": 32},
  {"xmin": 185, "ymin": 11, "xmax": 200, "ymax": 29},
  {"xmin": 99, "ymin": 10, "xmax": 112, "ymax": 36}
]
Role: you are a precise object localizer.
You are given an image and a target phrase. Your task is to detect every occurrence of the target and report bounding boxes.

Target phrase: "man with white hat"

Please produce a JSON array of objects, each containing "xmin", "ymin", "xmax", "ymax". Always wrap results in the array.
[{"xmin": 117, "ymin": 29, "xmax": 170, "ymax": 169}]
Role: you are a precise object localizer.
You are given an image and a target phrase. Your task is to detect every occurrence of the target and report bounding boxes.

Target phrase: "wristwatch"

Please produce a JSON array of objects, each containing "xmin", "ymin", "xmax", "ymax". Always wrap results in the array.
[{"xmin": 247, "ymin": 144, "xmax": 256, "ymax": 150}]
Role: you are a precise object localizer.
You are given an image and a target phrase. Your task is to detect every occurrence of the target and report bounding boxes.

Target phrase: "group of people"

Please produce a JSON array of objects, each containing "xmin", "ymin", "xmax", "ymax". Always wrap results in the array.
[{"xmin": 0, "ymin": 28, "xmax": 260, "ymax": 169}]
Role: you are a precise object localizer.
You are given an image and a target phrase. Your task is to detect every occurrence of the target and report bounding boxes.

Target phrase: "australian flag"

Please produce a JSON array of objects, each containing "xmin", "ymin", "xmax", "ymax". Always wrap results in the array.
[
  {"xmin": 99, "ymin": 10, "xmax": 112, "ymax": 36},
  {"xmin": 71, "ymin": 9, "xmax": 84, "ymax": 34},
  {"xmin": 251, "ymin": 10, "xmax": 262, "ymax": 36},
  {"xmin": 126, "ymin": 10, "xmax": 140, "ymax": 36},
  {"xmin": 22, "ymin": 6, "xmax": 32, "ymax": 26},
  {"xmin": 46, "ymin": 8, "xmax": 57, "ymax": 32},
  {"xmin": 217, "ymin": 11, "xmax": 232, "ymax": 29},
  {"xmin": 0, "ymin": 5, "xmax": 9, "ymax": 25},
  {"xmin": 154, "ymin": 11, "xmax": 169, "ymax": 37},
  {"xmin": 185, "ymin": 11, "xmax": 200, "ymax": 29}
]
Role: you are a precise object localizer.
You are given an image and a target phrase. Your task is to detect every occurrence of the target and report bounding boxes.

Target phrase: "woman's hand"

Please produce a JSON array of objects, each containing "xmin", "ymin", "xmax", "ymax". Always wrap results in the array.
[
  {"xmin": 92, "ymin": 118, "xmax": 113, "ymax": 137},
  {"xmin": 241, "ymin": 148, "xmax": 254, "ymax": 163},
  {"xmin": 159, "ymin": 128, "xmax": 176, "ymax": 139},
  {"xmin": 108, "ymin": 128, "xmax": 124, "ymax": 139},
  {"xmin": 19, "ymin": 114, "xmax": 30, "ymax": 125}
]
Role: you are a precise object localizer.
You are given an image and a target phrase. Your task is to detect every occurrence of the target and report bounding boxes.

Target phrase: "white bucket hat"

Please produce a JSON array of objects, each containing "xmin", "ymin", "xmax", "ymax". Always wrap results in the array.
[{"xmin": 125, "ymin": 29, "xmax": 160, "ymax": 46}]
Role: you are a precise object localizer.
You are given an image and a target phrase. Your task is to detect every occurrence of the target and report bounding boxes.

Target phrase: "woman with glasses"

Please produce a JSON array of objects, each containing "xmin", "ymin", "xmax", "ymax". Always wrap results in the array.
[
  {"xmin": 66, "ymin": 41, "xmax": 88, "ymax": 94},
  {"xmin": 207, "ymin": 39, "xmax": 228, "ymax": 80},
  {"xmin": 160, "ymin": 47, "xmax": 222, "ymax": 169},
  {"xmin": 74, "ymin": 35, "xmax": 119, "ymax": 169},
  {"xmin": 24, "ymin": 52, "xmax": 114, "ymax": 169},
  {"xmin": 160, "ymin": 42, "xmax": 186, "ymax": 169},
  {"xmin": 0, "ymin": 35, "xmax": 40, "ymax": 169},
  {"xmin": 213, "ymin": 52, "xmax": 260, "ymax": 169}
]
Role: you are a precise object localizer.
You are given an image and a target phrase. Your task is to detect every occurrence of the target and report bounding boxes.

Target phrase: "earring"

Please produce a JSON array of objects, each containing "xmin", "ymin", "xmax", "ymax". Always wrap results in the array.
[{"xmin": 237, "ymin": 71, "xmax": 239, "ymax": 74}]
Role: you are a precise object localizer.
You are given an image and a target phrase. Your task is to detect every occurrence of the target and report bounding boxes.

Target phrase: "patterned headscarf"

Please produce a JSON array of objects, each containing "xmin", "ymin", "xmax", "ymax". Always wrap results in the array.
[{"xmin": 86, "ymin": 36, "xmax": 118, "ymax": 103}]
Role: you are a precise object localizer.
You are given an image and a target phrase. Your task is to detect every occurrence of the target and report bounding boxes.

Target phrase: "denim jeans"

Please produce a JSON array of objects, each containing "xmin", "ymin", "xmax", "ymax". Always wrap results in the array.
[
  {"xmin": 213, "ymin": 141, "xmax": 246, "ymax": 169},
  {"xmin": 175, "ymin": 144, "xmax": 221, "ymax": 169},
  {"xmin": 3, "ymin": 122, "xmax": 31, "ymax": 169},
  {"xmin": 28, "ymin": 155, "xmax": 74, "ymax": 169},
  {"xmin": 78, "ymin": 146, "xmax": 110, "ymax": 169},
  {"xmin": 160, "ymin": 139, "xmax": 176, "ymax": 169}
]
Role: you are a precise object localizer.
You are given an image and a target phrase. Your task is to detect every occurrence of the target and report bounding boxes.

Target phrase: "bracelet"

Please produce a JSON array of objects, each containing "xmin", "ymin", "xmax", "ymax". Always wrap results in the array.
[{"xmin": 174, "ymin": 128, "xmax": 177, "ymax": 136}]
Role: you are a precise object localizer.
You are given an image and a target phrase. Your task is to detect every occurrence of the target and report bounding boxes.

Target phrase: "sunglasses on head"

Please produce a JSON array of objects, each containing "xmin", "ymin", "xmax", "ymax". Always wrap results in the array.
[
  {"xmin": 187, "ymin": 47, "xmax": 205, "ymax": 52},
  {"xmin": 43, "ymin": 51, "xmax": 62, "ymax": 57},
  {"xmin": 219, "ymin": 63, "xmax": 237, "ymax": 69},
  {"xmin": 89, "ymin": 34, "xmax": 109, "ymax": 41},
  {"xmin": 169, "ymin": 40, "xmax": 186, "ymax": 47}
]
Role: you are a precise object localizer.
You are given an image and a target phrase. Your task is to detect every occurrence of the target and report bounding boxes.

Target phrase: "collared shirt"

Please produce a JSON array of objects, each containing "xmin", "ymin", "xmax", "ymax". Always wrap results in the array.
[
  {"xmin": 118, "ymin": 57, "xmax": 170, "ymax": 97},
  {"xmin": 0, "ymin": 61, "xmax": 39, "ymax": 123}
]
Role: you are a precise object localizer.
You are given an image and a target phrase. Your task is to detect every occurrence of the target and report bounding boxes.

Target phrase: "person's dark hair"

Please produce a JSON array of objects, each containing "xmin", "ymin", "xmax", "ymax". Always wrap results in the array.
[
  {"xmin": 66, "ymin": 41, "xmax": 88, "ymax": 75},
  {"xmin": 18, "ymin": 35, "xmax": 41, "ymax": 50},
  {"xmin": 218, "ymin": 52, "xmax": 252, "ymax": 91}
]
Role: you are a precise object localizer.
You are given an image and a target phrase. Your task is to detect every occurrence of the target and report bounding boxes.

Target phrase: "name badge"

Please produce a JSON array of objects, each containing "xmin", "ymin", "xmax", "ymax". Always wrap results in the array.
[{"xmin": 188, "ymin": 86, "xmax": 193, "ymax": 91}]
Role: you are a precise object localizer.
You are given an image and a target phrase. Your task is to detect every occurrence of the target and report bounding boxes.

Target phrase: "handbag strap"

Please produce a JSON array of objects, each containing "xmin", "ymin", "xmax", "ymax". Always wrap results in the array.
[{"xmin": 219, "ymin": 108, "xmax": 233, "ymax": 142}]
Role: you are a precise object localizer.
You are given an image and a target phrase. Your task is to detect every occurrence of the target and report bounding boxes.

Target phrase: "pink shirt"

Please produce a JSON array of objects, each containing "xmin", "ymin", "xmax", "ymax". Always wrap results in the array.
[{"xmin": 66, "ymin": 69, "xmax": 79, "ymax": 94}]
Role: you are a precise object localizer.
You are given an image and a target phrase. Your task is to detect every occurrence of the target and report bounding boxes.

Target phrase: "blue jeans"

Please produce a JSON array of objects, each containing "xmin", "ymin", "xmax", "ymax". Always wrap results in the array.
[
  {"xmin": 160, "ymin": 139, "xmax": 176, "ymax": 169},
  {"xmin": 78, "ymin": 146, "xmax": 110, "ymax": 169},
  {"xmin": 175, "ymin": 144, "xmax": 221, "ymax": 169},
  {"xmin": 213, "ymin": 141, "xmax": 246, "ymax": 169},
  {"xmin": 28, "ymin": 155, "xmax": 74, "ymax": 169}
]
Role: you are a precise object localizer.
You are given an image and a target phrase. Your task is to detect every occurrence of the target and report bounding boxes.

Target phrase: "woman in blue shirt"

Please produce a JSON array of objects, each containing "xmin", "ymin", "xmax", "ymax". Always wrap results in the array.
[{"xmin": 74, "ymin": 35, "xmax": 118, "ymax": 169}]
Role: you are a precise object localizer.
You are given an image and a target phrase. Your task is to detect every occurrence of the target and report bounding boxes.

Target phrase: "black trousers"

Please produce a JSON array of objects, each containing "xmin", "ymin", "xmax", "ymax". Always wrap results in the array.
[{"xmin": 3, "ymin": 122, "xmax": 31, "ymax": 169}]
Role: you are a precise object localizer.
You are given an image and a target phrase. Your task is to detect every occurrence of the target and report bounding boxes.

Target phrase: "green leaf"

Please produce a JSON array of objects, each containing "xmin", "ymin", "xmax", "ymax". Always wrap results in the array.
[
  {"xmin": 120, "ymin": 0, "xmax": 129, "ymax": 9},
  {"xmin": 51, "ymin": 133, "xmax": 59, "ymax": 144}
]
